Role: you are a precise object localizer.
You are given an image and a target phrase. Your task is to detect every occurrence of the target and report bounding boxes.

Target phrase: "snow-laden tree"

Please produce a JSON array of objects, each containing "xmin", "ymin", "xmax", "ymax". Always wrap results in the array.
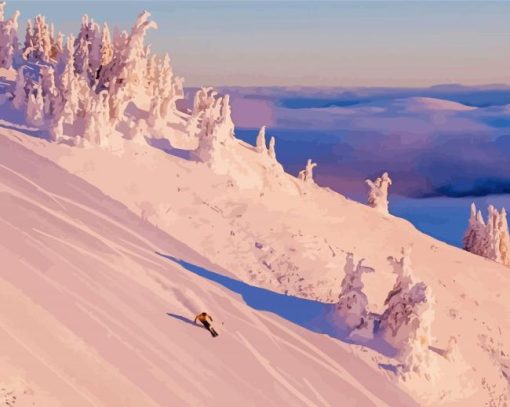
[
  {"xmin": 87, "ymin": 20, "xmax": 104, "ymax": 82},
  {"xmin": 156, "ymin": 53, "xmax": 183, "ymax": 120},
  {"xmin": 22, "ymin": 19, "xmax": 32, "ymax": 57},
  {"xmin": 112, "ymin": 10, "xmax": 156, "ymax": 97},
  {"xmin": 298, "ymin": 159, "xmax": 317, "ymax": 184},
  {"xmin": 74, "ymin": 15, "xmax": 100, "ymax": 83},
  {"xmin": 256, "ymin": 126, "xmax": 267, "ymax": 153},
  {"xmin": 5, "ymin": 5, "xmax": 184, "ymax": 147},
  {"xmin": 397, "ymin": 282, "xmax": 435, "ymax": 380},
  {"xmin": 50, "ymin": 31, "xmax": 63, "ymax": 63},
  {"xmin": 463, "ymin": 203, "xmax": 510, "ymax": 266},
  {"xmin": 187, "ymin": 87, "xmax": 219, "ymax": 138},
  {"xmin": 366, "ymin": 172, "xmax": 392, "ymax": 214},
  {"xmin": 98, "ymin": 23, "xmax": 113, "ymax": 77},
  {"xmin": 463, "ymin": 202, "xmax": 485, "ymax": 255},
  {"xmin": 107, "ymin": 76, "xmax": 129, "ymax": 125},
  {"xmin": 498, "ymin": 208, "xmax": 510, "ymax": 265},
  {"xmin": 192, "ymin": 92, "xmax": 235, "ymax": 165},
  {"xmin": 379, "ymin": 248, "xmax": 435, "ymax": 379},
  {"xmin": 268, "ymin": 136, "xmax": 277, "ymax": 160},
  {"xmin": 40, "ymin": 65, "xmax": 59, "ymax": 117},
  {"xmin": 56, "ymin": 36, "xmax": 80, "ymax": 124},
  {"xmin": 0, "ymin": 2, "xmax": 19, "ymax": 69},
  {"xmin": 26, "ymin": 85, "xmax": 44, "ymax": 127},
  {"xmin": 144, "ymin": 54, "xmax": 183, "ymax": 127},
  {"xmin": 93, "ymin": 10, "xmax": 158, "ymax": 121},
  {"xmin": 147, "ymin": 92, "xmax": 162, "ymax": 127},
  {"xmin": 81, "ymin": 91, "xmax": 112, "ymax": 147},
  {"xmin": 12, "ymin": 65, "xmax": 26, "ymax": 109},
  {"xmin": 23, "ymin": 15, "xmax": 54, "ymax": 62},
  {"xmin": 335, "ymin": 253, "xmax": 373, "ymax": 330},
  {"xmin": 48, "ymin": 108, "xmax": 64, "ymax": 141}
]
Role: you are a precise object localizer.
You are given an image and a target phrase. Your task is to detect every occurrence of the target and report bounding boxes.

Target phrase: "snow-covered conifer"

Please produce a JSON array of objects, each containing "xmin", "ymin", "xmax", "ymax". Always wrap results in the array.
[
  {"xmin": 193, "ymin": 92, "xmax": 235, "ymax": 164},
  {"xmin": 98, "ymin": 23, "xmax": 113, "ymax": 76},
  {"xmin": 40, "ymin": 65, "xmax": 59, "ymax": 117},
  {"xmin": 48, "ymin": 31, "xmax": 64, "ymax": 64},
  {"xmin": 26, "ymin": 86, "xmax": 44, "ymax": 127},
  {"xmin": 335, "ymin": 253, "xmax": 373, "ymax": 330},
  {"xmin": 119, "ymin": 11, "xmax": 157, "ymax": 96},
  {"xmin": 22, "ymin": 19, "xmax": 33, "ymax": 59},
  {"xmin": 48, "ymin": 112, "xmax": 64, "ymax": 142},
  {"xmin": 146, "ymin": 53, "xmax": 157, "ymax": 93},
  {"xmin": 12, "ymin": 65, "xmax": 26, "ymax": 110},
  {"xmin": 463, "ymin": 203, "xmax": 510, "ymax": 266},
  {"xmin": 157, "ymin": 53, "xmax": 179, "ymax": 118},
  {"xmin": 379, "ymin": 248, "xmax": 435, "ymax": 378},
  {"xmin": 74, "ymin": 18, "xmax": 91, "ymax": 78},
  {"xmin": 24, "ymin": 15, "xmax": 53, "ymax": 62},
  {"xmin": 397, "ymin": 282, "xmax": 435, "ymax": 380},
  {"xmin": 268, "ymin": 136, "xmax": 277, "ymax": 160},
  {"xmin": 0, "ymin": 2, "xmax": 19, "ymax": 69},
  {"xmin": 186, "ymin": 87, "xmax": 218, "ymax": 138},
  {"xmin": 298, "ymin": 159, "xmax": 318, "ymax": 183},
  {"xmin": 256, "ymin": 126, "xmax": 267, "ymax": 153},
  {"xmin": 82, "ymin": 108, "xmax": 97, "ymax": 145},
  {"xmin": 463, "ymin": 203, "xmax": 484, "ymax": 255},
  {"xmin": 366, "ymin": 172, "xmax": 392, "ymax": 214},
  {"xmin": 498, "ymin": 208, "xmax": 510, "ymax": 265},
  {"xmin": 81, "ymin": 92, "xmax": 111, "ymax": 147},
  {"xmin": 147, "ymin": 93, "xmax": 162, "ymax": 127}
]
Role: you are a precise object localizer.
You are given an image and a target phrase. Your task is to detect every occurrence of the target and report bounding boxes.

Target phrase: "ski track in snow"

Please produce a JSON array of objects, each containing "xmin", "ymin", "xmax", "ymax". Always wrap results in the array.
[{"xmin": 237, "ymin": 332, "xmax": 320, "ymax": 407}]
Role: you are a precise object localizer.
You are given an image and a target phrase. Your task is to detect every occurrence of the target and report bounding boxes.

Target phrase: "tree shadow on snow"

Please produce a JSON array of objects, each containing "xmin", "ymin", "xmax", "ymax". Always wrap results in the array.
[
  {"xmin": 0, "ymin": 120, "xmax": 48, "ymax": 140},
  {"xmin": 378, "ymin": 363, "xmax": 401, "ymax": 375},
  {"xmin": 147, "ymin": 138, "xmax": 192, "ymax": 160},
  {"xmin": 157, "ymin": 252, "xmax": 397, "ymax": 357}
]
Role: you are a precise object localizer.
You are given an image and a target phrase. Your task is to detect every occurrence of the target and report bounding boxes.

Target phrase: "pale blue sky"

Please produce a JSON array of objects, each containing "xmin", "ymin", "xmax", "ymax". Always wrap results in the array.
[{"xmin": 7, "ymin": 1, "xmax": 510, "ymax": 86}]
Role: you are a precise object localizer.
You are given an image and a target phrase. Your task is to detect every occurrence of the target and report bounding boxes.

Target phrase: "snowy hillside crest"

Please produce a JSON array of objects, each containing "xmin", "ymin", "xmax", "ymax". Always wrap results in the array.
[{"xmin": 0, "ymin": 2, "xmax": 311, "ymax": 192}]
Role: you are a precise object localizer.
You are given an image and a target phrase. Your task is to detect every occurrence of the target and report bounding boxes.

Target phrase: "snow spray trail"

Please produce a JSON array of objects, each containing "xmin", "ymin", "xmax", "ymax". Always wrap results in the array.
[
  {"xmin": 157, "ymin": 253, "xmax": 329, "ymax": 331},
  {"xmin": 171, "ymin": 287, "xmax": 207, "ymax": 316}
]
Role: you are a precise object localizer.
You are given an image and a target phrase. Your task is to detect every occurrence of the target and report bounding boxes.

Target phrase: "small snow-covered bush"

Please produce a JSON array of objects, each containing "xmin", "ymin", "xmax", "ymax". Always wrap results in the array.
[
  {"xmin": 298, "ymin": 159, "xmax": 317, "ymax": 184},
  {"xmin": 365, "ymin": 172, "xmax": 392, "ymax": 214}
]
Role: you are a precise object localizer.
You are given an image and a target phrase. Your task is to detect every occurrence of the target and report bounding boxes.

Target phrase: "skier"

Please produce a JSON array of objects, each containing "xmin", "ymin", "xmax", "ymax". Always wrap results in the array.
[{"xmin": 194, "ymin": 312, "xmax": 219, "ymax": 337}]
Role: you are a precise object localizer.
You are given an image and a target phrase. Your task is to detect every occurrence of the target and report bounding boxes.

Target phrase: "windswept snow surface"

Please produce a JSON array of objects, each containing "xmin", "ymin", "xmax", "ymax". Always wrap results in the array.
[
  {"xmin": 0, "ymin": 134, "xmax": 417, "ymax": 406},
  {"xmin": 1, "ymin": 126, "xmax": 510, "ymax": 406}
]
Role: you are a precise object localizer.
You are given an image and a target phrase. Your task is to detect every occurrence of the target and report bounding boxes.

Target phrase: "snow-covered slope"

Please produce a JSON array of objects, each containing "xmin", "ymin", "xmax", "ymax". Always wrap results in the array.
[
  {"xmin": 0, "ymin": 133, "xmax": 419, "ymax": 406},
  {"xmin": 1, "ymin": 3, "xmax": 510, "ymax": 405},
  {"xmin": 2, "ymin": 124, "xmax": 510, "ymax": 406}
]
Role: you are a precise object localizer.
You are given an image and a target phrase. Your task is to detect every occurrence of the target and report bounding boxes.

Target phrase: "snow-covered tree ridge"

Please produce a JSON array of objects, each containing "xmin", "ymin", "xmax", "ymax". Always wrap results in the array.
[
  {"xmin": 1, "ymin": 4, "xmax": 186, "ymax": 149},
  {"xmin": 464, "ymin": 202, "xmax": 510, "ymax": 266}
]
